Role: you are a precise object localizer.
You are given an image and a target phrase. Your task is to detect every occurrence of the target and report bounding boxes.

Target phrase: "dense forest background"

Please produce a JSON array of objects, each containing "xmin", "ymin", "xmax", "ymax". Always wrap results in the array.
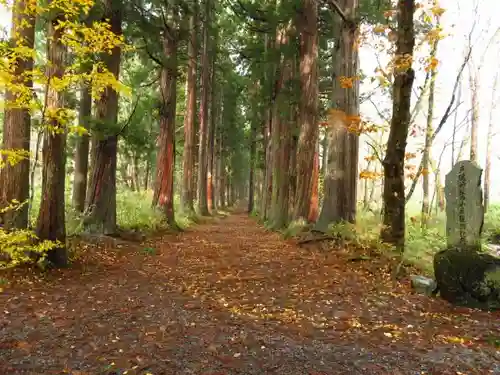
[
  {"xmin": 0, "ymin": 0, "xmax": 499, "ymax": 271},
  {"xmin": 1, "ymin": 1, "xmax": 500, "ymax": 373}
]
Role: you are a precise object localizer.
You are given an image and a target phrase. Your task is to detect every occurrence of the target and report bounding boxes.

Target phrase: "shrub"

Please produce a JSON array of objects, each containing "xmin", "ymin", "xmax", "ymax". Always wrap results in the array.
[
  {"xmin": 116, "ymin": 190, "xmax": 164, "ymax": 231},
  {"xmin": 0, "ymin": 227, "xmax": 60, "ymax": 268},
  {"xmin": 332, "ymin": 204, "xmax": 500, "ymax": 275}
]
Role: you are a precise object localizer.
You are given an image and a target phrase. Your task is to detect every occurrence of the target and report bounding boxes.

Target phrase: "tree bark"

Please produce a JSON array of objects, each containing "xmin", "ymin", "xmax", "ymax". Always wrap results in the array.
[
  {"xmin": 197, "ymin": 0, "xmax": 211, "ymax": 216},
  {"xmin": 455, "ymin": 126, "xmax": 469, "ymax": 163},
  {"xmin": 152, "ymin": 35, "xmax": 178, "ymax": 227},
  {"xmin": 144, "ymin": 157, "xmax": 150, "ymax": 190},
  {"xmin": 260, "ymin": 33, "xmax": 275, "ymax": 220},
  {"xmin": 362, "ymin": 160, "xmax": 372, "ymax": 210},
  {"xmin": 315, "ymin": 0, "xmax": 359, "ymax": 231},
  {"xmin": 288, "ymin": 132, "xmax": 298, "ymax": 217},
  {"xmin": 218, "ymin": 131, "xmax": 226, "ymax": 208},
  {"xmin": 288, "ymin": 97, "xmax": 299, "ymax": 216},
  {"xmin": 269, "ymin": 25, "xmax": 293, "ymax": 229},
  {"xmin": 72, "ymin": 76, "xmax": 92, "ymax": 212},
  {"xmin": 451, "ymin": 84, "xmax": 462, "ymax": 165},
  {"xmin": 421, "ymin": 37, "xmax": 439, "ymax": 227},
  {"xmin": 469, "ymin": 65, "xmax": 479, "ymax": 162},
  {"xmin": 181, "ymin": 0, "xmax": 197, "ymax": 216},
  {"xmin": 380, "ymin": 0, "xmax": 416, "ymax": 248},
  {"xmin": 227, "ymin": 169, "xmax": 233, "ymax": 206},
  {"xmin": 320, "ymin": 130, "xmax": 327, "ymax": 193},
  {"xmin": 128, "ymin": 161, "xmax": 136, "ymax": 191},
  {"xmin": 119, "ymin": 162, "xmax": 130, "ymax": 189},
  {"xmin": 248, "ymin": 115, "xmax": 257, "ymax": 214},
  {"xmin": 293, "ymin": 0, "xmax": 318, "ymax": 222},
  {"xmin": 207, "ymin": 29, "xmax": 218, "ymax": 213},
  {"xmin": 308, "ymin": 141, "xmax": 320, "ymax": 222},
  {"xmin": 484, "ymin": 71, "xmax": 498, "ymax": 212},
  {"xmin": 84, "ymin": 0, "xmax": 121, "ymax": 235},
  {"xmin": 132, "ymin": 153, "xmax": 140, "ymax": 190},
  {"xmin": 35, "ymin": 12, "xmax": 68, "ymax": 267},
  {"xmin": 0, "ymin": 0, "xmax": 35, "ymax": 230},
  {"xmin": 213, "ymin": 90, "xmax": 224, "ymax": 209},
  {"xmin": 429, "ymin": 156, "xmax": 444, "ymax": 214}
]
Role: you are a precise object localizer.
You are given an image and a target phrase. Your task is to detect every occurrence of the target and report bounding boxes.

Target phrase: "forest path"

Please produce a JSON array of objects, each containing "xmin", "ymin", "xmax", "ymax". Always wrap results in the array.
[{"xmin": 1, "ymin": 212, "xmax": 499, "ymax": 374}]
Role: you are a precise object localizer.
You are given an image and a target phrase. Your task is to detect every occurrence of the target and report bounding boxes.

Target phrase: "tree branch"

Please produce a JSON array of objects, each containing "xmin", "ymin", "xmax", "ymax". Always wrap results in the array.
[
  {"xmin": 116, "ymin": 97, "xmax": 140, "ymax": 137},
  {"xmin": 405, "ymin": 45, "xmax": 473, "ymax": 203},
  {"xmin": 324, "ymin": 0, "xmax": 349, "ymax": 24}
]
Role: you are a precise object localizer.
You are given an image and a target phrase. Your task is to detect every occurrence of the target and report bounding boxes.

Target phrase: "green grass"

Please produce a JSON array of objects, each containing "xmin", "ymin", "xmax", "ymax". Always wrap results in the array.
[
  {"xmin": 326, "ymin": 204, "xmax": 500, "ymax": 275},
  {"xmin": 1, "ymin": 185, "xmax": 201, "ymax": 268},
  {"xmin": 116, "ymin": 190, "xmax": 164, "ymax": 231},
  {"xmin": 28, "ymin": 184, "xmax": 193, "ymax": 236}
]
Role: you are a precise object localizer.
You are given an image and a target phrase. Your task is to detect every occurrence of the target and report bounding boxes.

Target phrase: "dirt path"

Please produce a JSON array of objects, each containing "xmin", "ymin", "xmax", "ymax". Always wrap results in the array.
[{"xmin": 1, "ymin": 213, "xmax": 499, "ymax": 374}]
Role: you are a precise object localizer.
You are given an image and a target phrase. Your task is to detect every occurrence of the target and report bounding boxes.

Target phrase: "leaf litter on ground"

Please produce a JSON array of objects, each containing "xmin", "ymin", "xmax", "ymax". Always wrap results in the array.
[{"xmin": 0, "ymin": 211, "xmax": 499, "ymax": 374}]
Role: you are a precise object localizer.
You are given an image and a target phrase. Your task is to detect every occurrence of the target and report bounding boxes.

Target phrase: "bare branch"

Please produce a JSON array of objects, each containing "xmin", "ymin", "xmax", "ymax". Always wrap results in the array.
[
  {"xmin": 116, "ymin": 97, "xmax": 140, "ymax": 137},
  {"xmin": 368, "ymin": 97, "xmax": 390, "ymax": 123},
  {"xmin": 429, "ymin": 45, "xmax": 471, "ymax": 142},
  {"xmin": 365, "ymin": 138, "xmax": 383, "ymax": 164},
  {"xmin": 324, "ymin": 0, "xmax": 349, "ymax": 24}
]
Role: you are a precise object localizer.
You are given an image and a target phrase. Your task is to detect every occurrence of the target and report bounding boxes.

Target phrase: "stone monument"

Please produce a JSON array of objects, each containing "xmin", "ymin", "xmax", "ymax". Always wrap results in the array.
[
  {"xmin": 444, "ymin": 160, "xmax": 484, "ymax": 249},
  {"xmin": 434, "ymin": 160, "xmax": 500, "ymax": 310}
]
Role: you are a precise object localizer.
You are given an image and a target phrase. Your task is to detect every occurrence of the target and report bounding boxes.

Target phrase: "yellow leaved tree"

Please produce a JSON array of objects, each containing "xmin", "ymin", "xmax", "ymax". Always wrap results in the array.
[{"xmin": 0, "ymin": 0, "xmax": 128, "ymax": 268}]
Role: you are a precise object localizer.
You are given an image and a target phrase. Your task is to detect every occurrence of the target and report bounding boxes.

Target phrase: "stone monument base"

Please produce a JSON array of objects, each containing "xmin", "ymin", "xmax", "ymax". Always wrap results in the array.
[{"xmin": 434, "ymin": 247, "xmax": 500, "ymax": 311}]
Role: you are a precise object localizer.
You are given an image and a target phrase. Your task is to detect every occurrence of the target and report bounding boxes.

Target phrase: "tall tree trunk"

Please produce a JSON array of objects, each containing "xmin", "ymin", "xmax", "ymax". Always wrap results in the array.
[
  {"xmin": 369, "ymin": 161, "xmax": 378, "ymax": 206},
  {"xmin": 218, "ymin": 133, "xmax": 226, "ymax": 208},
  {"xmin": 132, "ymin": 153, "xmax": 140, "ymax": 190},
  {"xmin": 152, "ymin": 35, "xmax": 178, "ymax": 227},
  {"xmin": 269, "ymin": 25, "xmax": 292, "ymax": 229},
  {"xmin": 343, "ymin": 29, "xmax": 360, "ymax": 224},
  {"xmin": 144, "ymin": 157, "xmax": 150, "ymax": 190},
  {"xmin": 430, "ymin": 156, "xmax": 445, "ymax": 214},
  {"xmin": 455, "ymin": 127, "xmax": 469, "ymax": 163},
  {"xmin": 181, "ymin": 0, "xmax": 198, "ymax": 216},
  {"xmin": 0, "ymin": 0, "xmax": 35, "ymax": 230},
  {"xmin": 213, "ymin": 92, "xmax": 223, "ymax": 208},
  {"xmin": 214, "ymin": 131, "xmax": 220, "ymax": 208},
  {"xmin": 451, "ymin": 84, "xmax": 462, "ymax": 165},
  {"xmin": 320, "ymin": 130, "xmax": 327, "ymax": 179},
  {"xmin": 315, "ymin": 1, "xmax": 359, "ymax": 231},
  {"xmin": 484, "ymin": 71, "xmax": 498, "ymax": 212},
  {"xmin": 119, "ymin": 161, "xmax": 130, "ymax": 189},
  {"xmin": 207, "ymin": 30, "xmax": 218, "ymax": 213},
  {"xmin": 269, "ymin": 104, "xmax": 292, "ymax": 229},
  {"xmin": 72, "ymin": 76, "xmax": 92, "ymax": 212},
  {"xmin": 84, "ymin": 1, "xmax": 121, "ymax": 235},
  {"xmin": 197, "ymin": 0, "xmax": 211, "ymax": 216},
  {"xmin": 227, "ymin": 168, "xmax": 233, "ymax": 206},
  {"xmin": 261, "ymin": 109, "xmax": 273, "ymax": 219},
  {"xmin": 87, "ymin": 136, "xmax": 96, "ymax": 195},
  {"xmin": 260, "ymin": 34, "xmax": 275, "ymax": 220},
  {"xmin": 469, "ymin": 66, "xmax": 479, "ymax": 162},
  {"xmin": 288, "ymin": 132, "xmax": 298, "ymax": 216},
  {"xmin": 293, "ymin": 0, "xmax": 318, "ymax": 222},
  {"xmin": 319, "ymin": 129, "xmax": 326, "ymax": 205},
  {"xmin": 288, "ymin": 95, "xmax": 299, "ymax": 216},
  {"xmin": 380, "ymin": 0, "xmax": 416, "ymax": 248},
  {"xmin": 421, "ymin": 37, "xmax": 439, "ymax": 227},
  {"xmin": 248, "ymin": 117, "xmax": 257, "ymax": 214},
  {"xmin": 128, "ymin": 161, "xmax": 136, "ymax": 191},
  {"xmin": 308, "ymin": 141, "xmax": 319, "ymax": 222},
  {"xmin": 362, "ymin": 162, "xmax": 372, "ymax": 210},
  {"xmin": 35, "ymin": 12, "xmax": 68, "ymax": 267}
]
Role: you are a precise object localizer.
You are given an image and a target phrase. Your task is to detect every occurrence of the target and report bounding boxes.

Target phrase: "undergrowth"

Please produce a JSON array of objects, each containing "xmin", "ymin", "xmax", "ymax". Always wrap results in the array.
[
  {"xmin": 0, "ymin": 186, "xmax": 195, "ymax": 268},
  {"xmin": 29, "ymin": 186, "xmax": 193, "ymax": 234},
  {"xmin": 325, "ymin": 204, "xmax": 500, "ymax": 275}
]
